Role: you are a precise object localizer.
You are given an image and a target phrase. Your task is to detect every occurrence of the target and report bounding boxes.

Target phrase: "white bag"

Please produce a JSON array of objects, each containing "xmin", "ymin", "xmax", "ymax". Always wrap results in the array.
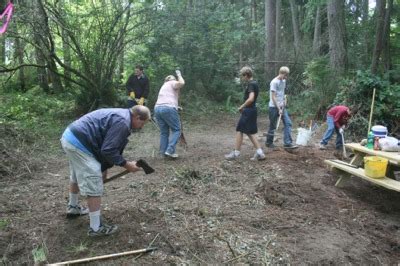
[
  {"xmin": 296, "ymin": 128, "xmax": 312, "ymax": 146},
  {"xmin": 379, "ymin": 136, "xmax": 400, "ymax": 152}
]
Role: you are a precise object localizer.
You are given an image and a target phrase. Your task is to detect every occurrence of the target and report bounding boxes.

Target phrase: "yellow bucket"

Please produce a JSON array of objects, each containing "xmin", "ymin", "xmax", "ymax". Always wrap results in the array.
[{"xmin": 364, "ymin": 156, "xmax": 388, "ymax": 179}]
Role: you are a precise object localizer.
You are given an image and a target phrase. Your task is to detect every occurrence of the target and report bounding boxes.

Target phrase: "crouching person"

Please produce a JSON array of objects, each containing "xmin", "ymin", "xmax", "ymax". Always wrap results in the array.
[{"xmin": 60, "ymin": 105, "xmax": 150, "ymax": 236}]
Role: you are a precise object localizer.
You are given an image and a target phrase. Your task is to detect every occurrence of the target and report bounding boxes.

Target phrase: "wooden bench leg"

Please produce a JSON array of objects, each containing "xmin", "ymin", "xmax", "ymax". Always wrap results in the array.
[
  {"xmin": 350, "ymin": 152, "xmax": 364, "ymax": 166},
  {"xmin": 333, "ymin": 168, "xmax": 351, "ymax": 187}
]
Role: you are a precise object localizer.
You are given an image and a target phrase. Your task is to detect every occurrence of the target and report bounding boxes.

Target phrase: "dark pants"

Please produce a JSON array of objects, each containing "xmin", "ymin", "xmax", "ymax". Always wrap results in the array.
[{"xmin": 127, "ymin": 99, "xmax": 137, "ymax": 108}]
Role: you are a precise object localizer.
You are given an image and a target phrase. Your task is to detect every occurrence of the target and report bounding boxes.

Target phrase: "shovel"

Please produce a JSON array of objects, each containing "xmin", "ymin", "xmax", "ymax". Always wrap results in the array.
[
  {"xmin": 264, "ymin": 109, "xmax": 283, "ymax": 138},
  {"xmin": 178, "ymin": 107, "xmax": 188, "ymax": 149},
  {"xmin": 340, "ymin": 131, "xmax": 348, "ymax": 159}
]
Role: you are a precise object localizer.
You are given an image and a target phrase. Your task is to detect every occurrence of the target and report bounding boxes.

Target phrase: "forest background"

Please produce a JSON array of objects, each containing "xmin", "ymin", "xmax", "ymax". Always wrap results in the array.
[{"xmin": 1, "ymin": 0, "xmax": 400, "ymax": 178}]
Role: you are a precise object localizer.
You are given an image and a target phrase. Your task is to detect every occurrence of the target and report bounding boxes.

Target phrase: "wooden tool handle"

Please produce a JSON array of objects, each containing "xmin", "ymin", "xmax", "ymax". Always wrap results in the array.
[
  {"xmin": 49, "ymin": 247, "xmax": 157, "ymax": 265},
  {"xmin": 367, "ymin": 88, "xmax": 376, "ymax": 135},
  {"xmin": 103, "ymin": 169, "xmax": 130, "ymax": 184}
]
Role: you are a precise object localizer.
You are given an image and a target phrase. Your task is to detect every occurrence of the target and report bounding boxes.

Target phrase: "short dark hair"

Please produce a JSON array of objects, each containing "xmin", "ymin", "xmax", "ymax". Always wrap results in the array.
[{"xmin": 135, "ymin": 65, "xmax": 143, "ymax": 71}]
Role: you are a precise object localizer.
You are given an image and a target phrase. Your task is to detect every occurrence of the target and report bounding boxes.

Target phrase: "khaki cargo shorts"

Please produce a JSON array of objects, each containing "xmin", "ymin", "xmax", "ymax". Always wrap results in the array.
[{"xmin": 61, "ymin": 138, "xmax": 103, "ymax": 197}]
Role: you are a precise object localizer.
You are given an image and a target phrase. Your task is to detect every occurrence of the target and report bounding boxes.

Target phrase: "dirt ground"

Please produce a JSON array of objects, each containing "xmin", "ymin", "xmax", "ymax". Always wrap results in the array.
[{"xmin": 1, "ymin": 113, "xmax": 400, "ymax": 264}]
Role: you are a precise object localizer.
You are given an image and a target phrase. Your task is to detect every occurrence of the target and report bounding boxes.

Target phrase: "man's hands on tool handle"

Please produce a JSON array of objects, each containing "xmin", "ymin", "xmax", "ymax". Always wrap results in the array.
[{"xmin": 124, "ymin": 161, "xmax": 141, "ymax": 173}]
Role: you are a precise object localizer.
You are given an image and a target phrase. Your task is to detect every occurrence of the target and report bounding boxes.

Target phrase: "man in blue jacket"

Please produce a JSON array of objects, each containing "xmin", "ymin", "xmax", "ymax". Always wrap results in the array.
[{"xmin": 60, "ymin": 105, "xmax": 151, "ymax": 237}]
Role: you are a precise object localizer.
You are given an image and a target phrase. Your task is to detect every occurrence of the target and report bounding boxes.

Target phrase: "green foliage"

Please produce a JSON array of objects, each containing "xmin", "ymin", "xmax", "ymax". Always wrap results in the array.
[
  {"xmin": 0, "ymin": 219, "xmax": 9, "ymax": 230},
  {"xmin": 290, "ymin": 57, "xmax": 338, "ymax": 121},
  {"xmin": 0, "ymin": 86, "xmax": 74, "ymax": 137},
  {"xmin": 335, "ymin": 71, "xmax": 400, "ymax": 138},
  {"xmin": 67, "ymin": 241, "xmax": 89, "ymax": 254},
  {"xmin": 143, "ymin": 1, "xmax": 265, "ymax": 105},
  {"xmin": 32, "ymin": 245, "xmax": 47, "ymax": 264}
]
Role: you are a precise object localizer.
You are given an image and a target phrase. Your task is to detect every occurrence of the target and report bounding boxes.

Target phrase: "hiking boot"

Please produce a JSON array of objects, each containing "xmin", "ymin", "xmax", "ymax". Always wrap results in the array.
[
  {"xmin": 250, "ymin": 152, "xmax": 266, "ymax": 161},
  {"xmin": 283, "ymin": 144, "xmax": 298, "ymax": 149},
  {"xmin": 66, "ymin": 205, "xmax": 89, "ymax": 218},
  {"xmin": 165, "ymin": 151, "xmax": 179, "ymax": 158},
  {"xmin": 88, "ymin": 223, "xmax": 118, "ymax": 237},
  {"xmin": 319, "ymin": 143, "xmax": 327, "ymax": 150},
  {"xmin": 225, "ymin": 151, "xmax": 239, "ymax": 160},
  {"xmin": 265, "ymin": 143, "xmax": 276, "ymax": 148}
]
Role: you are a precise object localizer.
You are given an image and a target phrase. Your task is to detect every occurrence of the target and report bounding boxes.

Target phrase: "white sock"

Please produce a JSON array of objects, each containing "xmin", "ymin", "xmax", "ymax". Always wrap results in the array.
[
  {"xmin": 69, "ymin": 193, "xmax": 78, "ymax": 206},
  {"xmin": 256, "ymin": 148, "xmax": 264, "ymax": 155},
  {"xmin": 89, "ymin": 210, "xmax": 101, "ymax": 231},
  {"xmin": 234, "ymin": 150, "xmax": 240, "ymax": 156}
]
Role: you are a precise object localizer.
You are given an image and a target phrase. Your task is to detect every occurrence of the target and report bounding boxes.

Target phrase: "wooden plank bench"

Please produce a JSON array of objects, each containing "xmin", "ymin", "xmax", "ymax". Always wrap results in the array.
[
  {"xmin": 325, "ymin": 143, "xmax": 400, "ymax": 191},
  {"xmin": 325, "ymin": 159, "xmax": 400, "ymax": 192},
  {"xmin": 345, "ymin": 143, "xmax": 400, "ymax": 166}
]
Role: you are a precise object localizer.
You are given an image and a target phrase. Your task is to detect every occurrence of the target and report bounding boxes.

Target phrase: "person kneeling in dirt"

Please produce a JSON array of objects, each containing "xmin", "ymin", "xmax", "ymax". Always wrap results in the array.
[
  {"xmin": 60, "ymin": 105, "xmax": 151, "ymax": 237},
  {"xmin": 319, "ymin": 105, "xmax": 351, "ymax": 152},
  {"xmin": 225, "ymin": 66, "xmax": 266, "ymax": 161}
]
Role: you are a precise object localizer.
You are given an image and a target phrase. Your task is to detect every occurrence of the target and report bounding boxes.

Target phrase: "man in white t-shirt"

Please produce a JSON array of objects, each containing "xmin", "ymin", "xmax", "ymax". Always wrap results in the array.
[{"xmin": 265, "ymin": 66, "xmax": 298, "ymax": 149}]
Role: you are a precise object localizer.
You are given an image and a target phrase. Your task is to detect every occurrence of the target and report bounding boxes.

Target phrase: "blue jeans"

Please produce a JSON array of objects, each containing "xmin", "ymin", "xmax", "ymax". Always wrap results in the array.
[
  {"xmin": 154, "ymin": 106, "xmax": 181, "ymax": 155},
  {"xmin": 320, "ymin": 115, "xmax": 342, "ymax": 149},
  {"xmin": 266, "ymin": 107, "xmax": 293, "ymax": 146}
]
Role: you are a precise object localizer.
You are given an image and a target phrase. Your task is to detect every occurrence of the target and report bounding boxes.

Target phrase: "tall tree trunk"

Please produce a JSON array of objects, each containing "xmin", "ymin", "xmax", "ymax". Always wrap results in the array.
[
  {"xmin": 382, "ymin": 0, "xmax": 393, "ymax": 72},
  {"xmin": 251, "ymin": 0, "xmax": 257, "ymax": 24},
  {"xmin": 275, "ymin": 0, "xmax": 281, "ymax": 61},
  {"xmin": 361, "ymin": 0, "xmax": 369, "ymax": 65},
  {"xmin": 327, "ymin": 0, "xmax": 347, "ymax": 75},
  {"xmin": 371, "ymin": 0, "xmax": 386, "ymax": 74},
  {"xmin": 31, "ymin": 1, "xmax": 49, "ymax": 92},
  {"xmin": 0, "ymin": 0, "xmax": 5, "ymax": 64},
  {"xmin": 60, "ymin": 0, "xmax": 71, "ymax": 88},
  {"xmin": 34, "ymin": 35, "xmax": 50, "ymax": 93},
  {"xmin": 36, "ymin": 0, "xmax": 64, "ymax": 93},
  {"xmin": 0, "ymin": 36, "xmax": 4, "ymax": 65},
  {"xmin": 14, "ymin": 36, "xmax": 26, "ymax": 91},
  {"xmin": 289, "ymin": 0, "xmax": 301, "ymax": 56},
  {"xmin": 264, "ymin": 0, "xmax": 276, "ymax": 80},
  {"xmin": 312, "ymin": 6, "xmax": 322, "ymax": 56},
  {"xmin": 117, "ymin": 49, "xmax": 124, "ymax": 85}
]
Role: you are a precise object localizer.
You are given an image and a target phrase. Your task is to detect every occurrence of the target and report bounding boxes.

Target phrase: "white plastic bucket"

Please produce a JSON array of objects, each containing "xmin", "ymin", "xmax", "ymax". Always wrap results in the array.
[{"xmin": 296, "ymin": 128, "xmax": 312, "ymax": 146}]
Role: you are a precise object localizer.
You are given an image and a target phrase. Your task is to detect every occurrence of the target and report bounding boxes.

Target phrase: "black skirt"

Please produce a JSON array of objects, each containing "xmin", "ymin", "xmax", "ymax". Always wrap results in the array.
[{"xmin": 236, "ymin": 107, "xmax": 258, "ymax": 134}]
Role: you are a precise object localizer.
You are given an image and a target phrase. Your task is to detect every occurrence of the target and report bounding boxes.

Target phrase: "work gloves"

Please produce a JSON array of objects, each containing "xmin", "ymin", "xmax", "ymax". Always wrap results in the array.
[
  {"xmin": 138, "ymin": 97, "xmax": 145, "ymax": 106},
  {"xmin": 129, "ymin": 91, "xmax": 145, "ymax": 105},
  {"xmin": 339, "ymin": 128, "xmax": 344, "ymax": 134},
  {"xmin": 175, "ymin": 69, "xmax": 182, "ymax": 77}
]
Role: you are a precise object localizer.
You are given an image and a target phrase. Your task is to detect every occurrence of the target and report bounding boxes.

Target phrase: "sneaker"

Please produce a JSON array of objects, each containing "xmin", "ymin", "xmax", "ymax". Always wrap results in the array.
[
  {"xmin": 88, "ymin": 223, "xmax": 118, "ymax": 237},
  {"xmin": 283, "ymin": 143, "xmax": 298, "ymax": 149},
  {"xmin": 165, "ymin": 151, "xmax": 179, "ymax": 158},
  {"xmin": 319, "ymin": 143, "xmax": 327, "ymax": 150},
  {"xmin": 251, "ymin": 152, "xmax": 266, "ymax": 161},
  {"xmin": 225, "ymin": 151, "xmax": 239, "ymax": 160},
  {"xmin": 66, "ymin": 205, "xmax": 89, "ymax": 218}
]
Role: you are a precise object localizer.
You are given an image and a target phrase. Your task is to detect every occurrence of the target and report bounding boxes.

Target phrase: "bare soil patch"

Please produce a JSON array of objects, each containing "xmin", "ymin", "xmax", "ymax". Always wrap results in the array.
[{"xmin": 1, "ymin": 113, "xmax": 400, "ymax": 264}]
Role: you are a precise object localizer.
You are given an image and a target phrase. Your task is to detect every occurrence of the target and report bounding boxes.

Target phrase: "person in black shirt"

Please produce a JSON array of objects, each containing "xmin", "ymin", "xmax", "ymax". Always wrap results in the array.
[
  {"xmin": 225, "ymin": 66, "xmax": 266, "ymax": 161},
  {"xmin": 126, "ymin": 65, "xmax": 150, "ymax": 108}
]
